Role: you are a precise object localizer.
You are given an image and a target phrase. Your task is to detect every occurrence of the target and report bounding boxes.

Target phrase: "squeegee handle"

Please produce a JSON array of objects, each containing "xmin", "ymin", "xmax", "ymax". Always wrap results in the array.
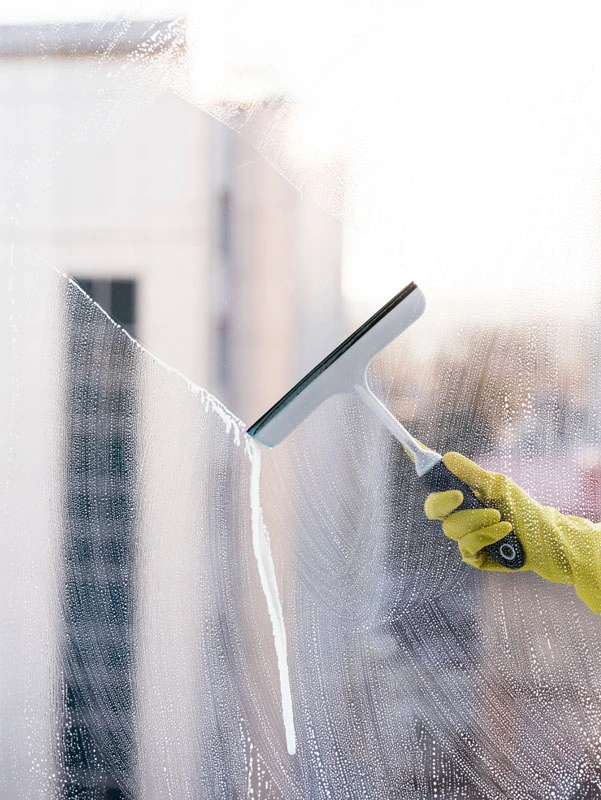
[{"xmin": 422, "ymin": 460, "xmax": 525, "ymax": 570}]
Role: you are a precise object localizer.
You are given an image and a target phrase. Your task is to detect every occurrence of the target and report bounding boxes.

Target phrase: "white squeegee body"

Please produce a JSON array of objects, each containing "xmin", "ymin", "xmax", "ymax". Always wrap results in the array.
[{"xmin": 247, "ymin": 283, "xmax": 438, "ymax": 474}]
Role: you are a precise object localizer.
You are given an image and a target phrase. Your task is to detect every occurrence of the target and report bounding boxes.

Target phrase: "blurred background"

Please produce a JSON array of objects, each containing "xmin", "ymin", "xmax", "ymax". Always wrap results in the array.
[{"xmin": 4, "ymin": 3, "xmax": 601, "ymax": 798}]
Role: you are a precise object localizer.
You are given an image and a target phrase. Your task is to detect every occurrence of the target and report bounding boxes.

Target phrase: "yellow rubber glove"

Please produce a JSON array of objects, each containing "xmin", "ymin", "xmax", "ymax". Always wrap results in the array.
[{"xmin": 424, "ymin": 452, "xmax": 601, "ymax": 613}]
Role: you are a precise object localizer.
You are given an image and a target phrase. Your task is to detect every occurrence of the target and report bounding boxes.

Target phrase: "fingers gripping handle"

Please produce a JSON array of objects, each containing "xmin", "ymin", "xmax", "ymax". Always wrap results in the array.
[{"xmin": 422, "ymin": 461, "xmax": 526, "ymax": 570}]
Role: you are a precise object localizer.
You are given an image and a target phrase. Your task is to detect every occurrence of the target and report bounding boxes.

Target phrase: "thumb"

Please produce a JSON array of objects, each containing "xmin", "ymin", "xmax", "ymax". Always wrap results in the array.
[{"xmin": 442, "ymin": 452, "xmax": 507, "ymax": 504}]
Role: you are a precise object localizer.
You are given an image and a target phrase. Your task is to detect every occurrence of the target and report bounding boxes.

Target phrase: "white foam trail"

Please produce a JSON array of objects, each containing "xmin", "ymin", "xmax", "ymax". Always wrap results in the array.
[{"xmin": 246, "ymin": 437, "xmax": 296, "ymax": 755}]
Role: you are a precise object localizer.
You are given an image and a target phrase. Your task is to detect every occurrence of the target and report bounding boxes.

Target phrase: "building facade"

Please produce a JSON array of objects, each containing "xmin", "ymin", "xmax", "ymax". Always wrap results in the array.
[{"xmin": 0, "ymin": 19, "xmax": 342, "ymax": 797}]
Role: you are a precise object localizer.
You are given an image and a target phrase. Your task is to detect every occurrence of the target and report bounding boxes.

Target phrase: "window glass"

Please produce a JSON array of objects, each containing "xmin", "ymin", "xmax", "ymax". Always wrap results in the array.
[{"xmin": 4, "ymin": 7, "xmax": 601, "ymax": 798}]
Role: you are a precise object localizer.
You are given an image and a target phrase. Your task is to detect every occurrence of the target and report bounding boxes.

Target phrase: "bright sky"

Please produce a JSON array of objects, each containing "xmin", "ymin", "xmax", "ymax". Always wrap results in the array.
[
  {"xmin": 183, "ymin": 0, "xmax": 601, "ymax": 323},
  {"xmin": 4, "ymin": 1, "xmax": 601, "ymax": 323}
]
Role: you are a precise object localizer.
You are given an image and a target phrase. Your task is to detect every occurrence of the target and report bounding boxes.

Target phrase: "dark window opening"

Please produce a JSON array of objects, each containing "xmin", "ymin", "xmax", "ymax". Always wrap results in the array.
[{"xmin": 74, "ymin": 278, "xmax": 137, "ymax": 337}]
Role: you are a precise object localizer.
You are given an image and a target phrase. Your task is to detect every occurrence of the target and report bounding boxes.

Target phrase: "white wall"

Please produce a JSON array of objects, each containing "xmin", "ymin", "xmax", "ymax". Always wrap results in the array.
[{"xmin": 0, "ymin": 54, "xmax": 216, "ymax": 387}]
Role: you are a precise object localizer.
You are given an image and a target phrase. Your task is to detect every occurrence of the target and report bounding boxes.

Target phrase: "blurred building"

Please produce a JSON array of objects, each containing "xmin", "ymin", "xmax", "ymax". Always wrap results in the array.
[
  {"xmin": 0, "ymin": 19, "xmax": 342, "ymax": 421},
  {"xmin": 0, "ymin": 19, "xmax": 342, "ymax": 797}
]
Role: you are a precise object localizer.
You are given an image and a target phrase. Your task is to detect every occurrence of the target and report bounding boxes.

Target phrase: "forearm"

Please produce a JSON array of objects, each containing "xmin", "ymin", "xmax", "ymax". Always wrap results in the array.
[{"xmin": 559, "ymin": 514, "xmax": 601, "ymax": 612}]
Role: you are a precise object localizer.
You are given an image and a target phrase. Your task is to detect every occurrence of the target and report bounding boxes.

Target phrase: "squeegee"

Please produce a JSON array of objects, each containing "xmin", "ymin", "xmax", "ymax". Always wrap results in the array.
[{"xmin": 247, "ymin": 282, "xmax": 524, "ymax": 569}]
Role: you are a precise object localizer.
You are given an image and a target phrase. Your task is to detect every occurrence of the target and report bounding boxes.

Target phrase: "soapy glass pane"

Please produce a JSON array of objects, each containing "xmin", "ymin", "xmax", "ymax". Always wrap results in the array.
[{"xmin": 3, "ymin": 7, "xmax": 601, "ymax": 799}]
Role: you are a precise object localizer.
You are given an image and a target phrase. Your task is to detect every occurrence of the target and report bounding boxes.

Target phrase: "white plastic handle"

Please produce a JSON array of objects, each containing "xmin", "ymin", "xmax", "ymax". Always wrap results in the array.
[{"xmin": 354, "ymin": 381, "xmax": 442, "ymax": 476}]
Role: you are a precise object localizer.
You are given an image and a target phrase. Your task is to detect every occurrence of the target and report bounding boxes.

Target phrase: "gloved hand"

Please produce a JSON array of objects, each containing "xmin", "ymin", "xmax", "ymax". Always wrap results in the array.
[{"xmin": 424, "ymin": 452, "xmax": 601, "ymax": 613}]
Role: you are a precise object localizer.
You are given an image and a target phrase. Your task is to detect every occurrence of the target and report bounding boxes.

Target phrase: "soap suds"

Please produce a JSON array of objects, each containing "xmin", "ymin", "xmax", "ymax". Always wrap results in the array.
[{"xmin": 246, "ymin": 437, "xmax": 296, "ymax": 755}]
